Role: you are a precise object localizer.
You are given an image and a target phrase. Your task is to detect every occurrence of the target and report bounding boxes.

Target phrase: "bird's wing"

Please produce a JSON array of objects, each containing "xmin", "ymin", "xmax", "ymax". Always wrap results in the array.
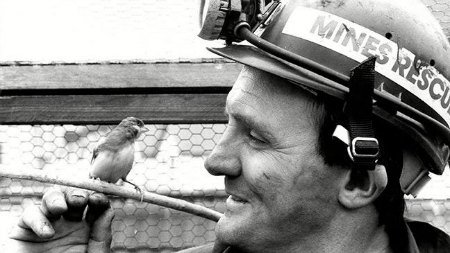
[{"xmin": 90, "ymin": 142, "xmax": 135, "ymax": 183}]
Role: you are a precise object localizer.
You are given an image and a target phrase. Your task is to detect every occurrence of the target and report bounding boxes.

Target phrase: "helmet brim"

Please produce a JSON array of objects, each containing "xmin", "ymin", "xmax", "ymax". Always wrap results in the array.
[{"xmin": 208, "ymin": 45, "xmax": 347, "ymax": 100}]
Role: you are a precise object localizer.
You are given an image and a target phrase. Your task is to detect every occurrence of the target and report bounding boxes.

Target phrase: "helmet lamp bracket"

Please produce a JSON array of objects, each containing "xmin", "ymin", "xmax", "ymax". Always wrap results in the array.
[{"xmin": 198, "ymin": 0, "xmax": 281, "ymax": 42}]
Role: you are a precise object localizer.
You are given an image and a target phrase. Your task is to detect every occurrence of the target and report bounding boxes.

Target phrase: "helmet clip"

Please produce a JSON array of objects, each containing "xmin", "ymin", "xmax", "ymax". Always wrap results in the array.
[
  {"xmin": 349, "ymin": 137, "xmax": 379, "ymax": 162},
  {"xmin": 343, "ymin": 56, "xmax": 379, "ymax": 170},
  {"xmin": 333, "ymin": 125, "xmax": 380, "ymax": 165}
]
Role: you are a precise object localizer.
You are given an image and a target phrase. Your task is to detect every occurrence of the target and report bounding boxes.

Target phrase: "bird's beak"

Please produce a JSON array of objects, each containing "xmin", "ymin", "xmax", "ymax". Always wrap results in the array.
[{"xmin": 141, "ymin": 126, "xmax": 149, "ymax": 132}]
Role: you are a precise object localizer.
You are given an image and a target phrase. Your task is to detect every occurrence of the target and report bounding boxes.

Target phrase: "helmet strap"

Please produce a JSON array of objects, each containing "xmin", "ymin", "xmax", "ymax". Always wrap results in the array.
[{"xmin": 333, "ymin": 56, "xmax": 380, "ymax": 170}]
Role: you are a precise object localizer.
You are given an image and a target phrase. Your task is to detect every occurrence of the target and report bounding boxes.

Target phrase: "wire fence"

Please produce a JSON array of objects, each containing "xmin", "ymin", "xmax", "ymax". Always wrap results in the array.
[{"xmin": 0, "ymin": 124, "xmax": 449, "ymax": 252}]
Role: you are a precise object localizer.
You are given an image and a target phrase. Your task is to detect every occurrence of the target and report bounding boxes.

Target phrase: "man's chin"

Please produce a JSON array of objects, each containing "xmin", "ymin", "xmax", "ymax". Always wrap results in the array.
[{"xmin": 215, "ymin": 215, "xmax": 248, "ymax": 246}]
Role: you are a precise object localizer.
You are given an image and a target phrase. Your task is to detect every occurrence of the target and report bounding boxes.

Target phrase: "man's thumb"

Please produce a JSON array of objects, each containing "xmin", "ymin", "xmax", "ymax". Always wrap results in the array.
[{"xmin": 88, "ymin": 209, "xmax": 114, "ymax": 253}]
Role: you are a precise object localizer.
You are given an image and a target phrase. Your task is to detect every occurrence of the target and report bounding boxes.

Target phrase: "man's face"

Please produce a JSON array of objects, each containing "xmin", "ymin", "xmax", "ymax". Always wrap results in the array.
[{"xmin": 204, "ymin": 67, "xmax": 345, "ymax": 252}]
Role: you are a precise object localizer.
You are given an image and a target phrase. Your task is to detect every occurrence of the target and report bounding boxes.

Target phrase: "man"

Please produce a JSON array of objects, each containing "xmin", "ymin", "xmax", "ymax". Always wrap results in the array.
[
  {"xmin": 199, "ymin": 65, "xmax": 399, "ymax": 252},
  {"xmin": 5, "ymin": 0, "xmax": 450, "ymax": 252}
]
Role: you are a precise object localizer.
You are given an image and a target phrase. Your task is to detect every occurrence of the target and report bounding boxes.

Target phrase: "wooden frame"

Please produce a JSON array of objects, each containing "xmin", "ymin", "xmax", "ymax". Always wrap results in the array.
[{"xmin": 0, "ymin": 62, "xmax": 241, "ymax": 124}]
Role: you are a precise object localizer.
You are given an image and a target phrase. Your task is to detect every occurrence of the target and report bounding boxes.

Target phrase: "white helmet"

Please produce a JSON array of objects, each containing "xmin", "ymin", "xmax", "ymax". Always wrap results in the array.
[{"xmin": 199, "ymin": 0, "xmax": 450, "ymax": 196}]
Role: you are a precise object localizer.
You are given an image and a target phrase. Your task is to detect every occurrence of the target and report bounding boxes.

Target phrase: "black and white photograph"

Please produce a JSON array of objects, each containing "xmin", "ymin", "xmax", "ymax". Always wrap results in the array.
[{"xmin": 0, "ymin": 0, "xmax": 449, "ymax": 252}]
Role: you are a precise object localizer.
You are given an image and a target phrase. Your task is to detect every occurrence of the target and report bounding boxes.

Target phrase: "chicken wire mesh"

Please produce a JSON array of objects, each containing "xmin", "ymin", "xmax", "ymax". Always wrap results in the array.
[{"xmin": 0, "ymin": 124, "xmax": 449, "ymax": 252}]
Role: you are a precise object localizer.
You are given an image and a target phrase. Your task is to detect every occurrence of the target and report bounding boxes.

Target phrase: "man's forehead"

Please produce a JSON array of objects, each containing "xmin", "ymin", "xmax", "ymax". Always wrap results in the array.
[
  {"xmin": 226, "ymin": 74, "xmax": 272, "ymax": 113},
  {"xmin": 232, "ymin": 67, "xmax": 278, "ymax": 93},
  {"xmin": 228, "ymin": 68, "xmax": 283, "ymax": 105},
  {"xmin": 228, "ymin": 67, "xmax": 315, "ymax": 107},
  {"xmin": 225, "ymin": 84, "xmax": 278, "ymax": 138},
  {"xmin": 224, "ymin": 69, "xmax": 279, "ymax": 128}
]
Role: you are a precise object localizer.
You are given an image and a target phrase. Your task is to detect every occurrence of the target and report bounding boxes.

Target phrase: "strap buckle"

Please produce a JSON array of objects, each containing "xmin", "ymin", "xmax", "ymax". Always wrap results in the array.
[{"xmin": 348, "ymin": 137, "xmax": 379, "ymax": 162}]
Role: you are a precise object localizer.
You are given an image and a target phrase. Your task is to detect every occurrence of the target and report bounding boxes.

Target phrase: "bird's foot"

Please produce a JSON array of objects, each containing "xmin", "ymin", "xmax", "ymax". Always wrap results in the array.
[
  {"xmin": 123, "ymin": 179, "xmax": 145, "ymax": 203},
  {"xmin": 135, "ymin": 186, "xmax": 144, "ymax": 203}
]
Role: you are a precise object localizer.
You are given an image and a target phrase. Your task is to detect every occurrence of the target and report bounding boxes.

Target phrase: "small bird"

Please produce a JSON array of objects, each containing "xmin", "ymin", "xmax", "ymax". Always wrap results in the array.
[{"xmin": 90, "ymin": 117, "xmax": 148, "ymax": 199}]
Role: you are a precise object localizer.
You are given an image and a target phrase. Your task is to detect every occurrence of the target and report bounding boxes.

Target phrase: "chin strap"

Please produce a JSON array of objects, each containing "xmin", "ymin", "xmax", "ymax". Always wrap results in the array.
[{"xmin": 333, "ymin": 57, "xmax": 379, "ymax": 170}]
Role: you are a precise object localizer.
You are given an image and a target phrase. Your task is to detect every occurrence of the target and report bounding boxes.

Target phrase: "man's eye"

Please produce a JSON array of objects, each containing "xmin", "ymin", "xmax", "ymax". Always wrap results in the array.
[{"xmin": 249, "ymin": 130, "xmax": 266, "ymax": 144}]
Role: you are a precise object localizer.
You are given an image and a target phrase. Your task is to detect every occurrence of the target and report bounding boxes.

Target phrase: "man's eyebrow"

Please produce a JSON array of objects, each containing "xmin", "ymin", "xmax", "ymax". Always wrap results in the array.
[{"xmin": 224, "ymin": 99, "xmax": 257, "ymax": 126}]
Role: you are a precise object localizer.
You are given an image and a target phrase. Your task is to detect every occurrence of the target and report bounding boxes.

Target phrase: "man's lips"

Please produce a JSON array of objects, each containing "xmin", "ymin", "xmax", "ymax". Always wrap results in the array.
[
  {"xmin": 230, "ymin": 195, "xmax": 247, "ymax": 202},
  {"xmin": 227, "ymin": 191, "xmax": 248, "ymax": 203},
  {"xmin": 225, "ymin": 192, "xmax": 249, "ymax": 213}
]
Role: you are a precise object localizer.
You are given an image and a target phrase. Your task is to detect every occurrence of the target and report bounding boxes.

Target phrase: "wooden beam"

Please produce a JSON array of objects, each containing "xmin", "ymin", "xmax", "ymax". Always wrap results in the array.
[
  {"xmin": 0, "ymin": 94, "xmax": 228, "ymax": 124},
  {"xmin": 0, "ymin": 63, "xmax": 240, "ymax": 124},
  {"xmin": 0, "ymin": 63, "xmax": 241, "ymax": 90}
]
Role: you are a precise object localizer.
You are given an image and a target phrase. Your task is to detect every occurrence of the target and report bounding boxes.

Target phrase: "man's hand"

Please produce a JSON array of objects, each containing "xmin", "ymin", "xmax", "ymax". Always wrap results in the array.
[{"xmin": 5, "ymin": 187, "xmax": 114, "ymax": 253}]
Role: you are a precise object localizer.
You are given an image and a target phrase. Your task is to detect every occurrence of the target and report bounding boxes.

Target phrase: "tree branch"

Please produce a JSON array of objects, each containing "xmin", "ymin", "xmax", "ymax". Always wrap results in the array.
[{"xmin": 0, "ymin": 167, "xmax": 223, "ymax": 222}]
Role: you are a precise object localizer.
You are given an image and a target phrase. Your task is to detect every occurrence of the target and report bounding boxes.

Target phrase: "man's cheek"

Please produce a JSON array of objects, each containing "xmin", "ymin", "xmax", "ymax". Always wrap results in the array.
[
  {"xmin": 244, "ymin": 152, "xmax": 290, "ymax": 195},
  {"xmin": 252, "ymin": 170, "xmax": 287, "ymax": 201}
]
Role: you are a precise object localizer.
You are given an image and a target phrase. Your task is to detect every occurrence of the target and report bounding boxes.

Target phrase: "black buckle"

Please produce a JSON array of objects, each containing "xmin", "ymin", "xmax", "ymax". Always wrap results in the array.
[{"xmin": 347, "ymin": 137, "xmax": 379, "ymax": 162}]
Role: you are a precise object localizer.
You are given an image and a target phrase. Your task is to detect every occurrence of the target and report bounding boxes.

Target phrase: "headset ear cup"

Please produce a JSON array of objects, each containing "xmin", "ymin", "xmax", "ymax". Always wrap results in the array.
[{"xmin": 400, "ymin": 149, "xmax": 432, "ymax": 197}]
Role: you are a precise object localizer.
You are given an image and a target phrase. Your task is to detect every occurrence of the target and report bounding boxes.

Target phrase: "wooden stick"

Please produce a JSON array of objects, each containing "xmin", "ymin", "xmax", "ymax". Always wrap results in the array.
[{"xmin": 0, "ymin": 167, "xmax": 223, "ymax": 222}]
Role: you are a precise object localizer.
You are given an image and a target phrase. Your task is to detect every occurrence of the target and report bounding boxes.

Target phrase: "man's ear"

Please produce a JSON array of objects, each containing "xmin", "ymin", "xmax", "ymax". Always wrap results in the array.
[{"xmin": 338, "ymin": 165, "xmax": 388, "ymax": 209}]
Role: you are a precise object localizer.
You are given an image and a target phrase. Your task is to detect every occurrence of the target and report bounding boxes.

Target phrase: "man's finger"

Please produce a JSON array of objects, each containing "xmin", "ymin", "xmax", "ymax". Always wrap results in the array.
[
  {"xmin": 63, "ymin": 188, "xmax": 89, "ymax": 221},
  {"xmin": 11, "ymin": 205, "xmax": 55, "ymax": 240},
  {"xmin": 87, "ymin": 208, "xmax": 115, "ymax": 253},
  {"xmin": 85, "ymin": 192, "xmax": 110, "ymax": 224},
  {"xmin": 41, "ymin": 187, "xmax": 67, "ymax": 220}
]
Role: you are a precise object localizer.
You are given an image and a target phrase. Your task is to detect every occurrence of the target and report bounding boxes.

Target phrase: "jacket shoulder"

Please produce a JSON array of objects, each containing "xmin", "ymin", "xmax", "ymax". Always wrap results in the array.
[{"xmin": 407, "ymin": 220, "xmax": 450, "ymax": 252}]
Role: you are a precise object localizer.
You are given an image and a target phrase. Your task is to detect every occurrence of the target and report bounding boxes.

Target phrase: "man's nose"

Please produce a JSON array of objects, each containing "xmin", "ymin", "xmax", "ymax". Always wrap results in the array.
[{"xmin": 204, "ymin": 128, "xmax": 241, "ymax": 177}]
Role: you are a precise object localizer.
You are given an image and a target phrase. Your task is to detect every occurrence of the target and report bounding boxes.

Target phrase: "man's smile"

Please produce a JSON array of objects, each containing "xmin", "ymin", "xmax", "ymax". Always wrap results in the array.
[
  {"xmin": 225, "ymin": 191, "xmax": 249, "ymax": 212},
  {"xmin": 229, "ymin": 194, "xmax": 247, "ymax": 203}
]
